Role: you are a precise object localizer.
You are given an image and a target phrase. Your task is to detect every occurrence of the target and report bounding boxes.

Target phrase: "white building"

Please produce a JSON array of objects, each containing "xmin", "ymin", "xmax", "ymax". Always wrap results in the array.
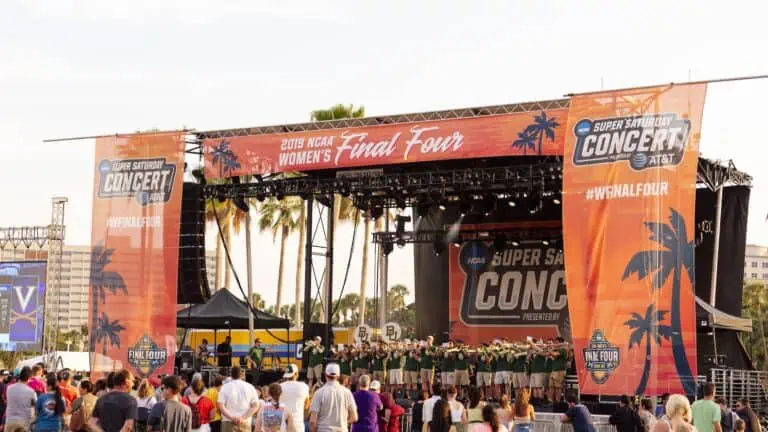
[
  {"xmin": 744, "ymin": 244, "xmax": 768, "ymax": 284},
  {"xmin": 0, "ymin": 245, "xmax": 217, "ymax": 331}
]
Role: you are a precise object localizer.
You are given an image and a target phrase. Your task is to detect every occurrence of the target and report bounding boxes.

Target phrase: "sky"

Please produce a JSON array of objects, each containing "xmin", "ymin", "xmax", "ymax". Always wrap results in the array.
[{"xmin": 1, "ymin": 0, "xmax": 767, "ymax": 308}]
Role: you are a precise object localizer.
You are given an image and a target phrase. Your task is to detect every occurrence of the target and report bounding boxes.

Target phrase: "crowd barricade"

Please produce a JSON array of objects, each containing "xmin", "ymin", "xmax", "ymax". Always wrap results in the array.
[{"xmin": 394, "ymin": 410, "xmax": 615, "ymax": 432}]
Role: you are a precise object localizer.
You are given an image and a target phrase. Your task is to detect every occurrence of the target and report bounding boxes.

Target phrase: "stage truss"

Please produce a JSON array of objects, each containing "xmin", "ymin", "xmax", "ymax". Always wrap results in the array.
[{"xmin": 0, "ymin": 197, "xmax": 67, "ymax": 364}]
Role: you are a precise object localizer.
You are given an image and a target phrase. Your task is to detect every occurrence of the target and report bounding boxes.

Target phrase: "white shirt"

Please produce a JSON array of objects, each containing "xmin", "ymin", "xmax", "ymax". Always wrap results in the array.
[
  {"xmin": 280, "ymin": 380, "xmax": 309, "ymax": 431},
  {"xmin": 218, "ymin": 379, "xmax": 260, "ymax": 423},
  {"xmin": 5, "ymin": 382, "xmax": 37, "ymax": 423},
  {"xmin": 449, "ymin": 398, "xmax": 464, "ymax": 423},
  {"xmin": 422, "ymin": 395, "xmax": 441, "ymax": 424}
]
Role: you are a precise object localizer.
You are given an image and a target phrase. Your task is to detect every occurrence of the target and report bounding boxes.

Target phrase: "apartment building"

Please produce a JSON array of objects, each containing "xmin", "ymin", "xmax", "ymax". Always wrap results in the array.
[{"xmin": 744, "ymin": 244, "xmax": 768, "ymax": 284}]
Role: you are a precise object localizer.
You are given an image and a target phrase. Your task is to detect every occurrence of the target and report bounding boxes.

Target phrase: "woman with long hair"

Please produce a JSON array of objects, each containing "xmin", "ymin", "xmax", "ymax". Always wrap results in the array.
[
  {"xmin": 69, "ymin": 380, "xmax": 97, "ymax": 432},
  {"xmin": 182, "ymin": 379, "xmax": 216, "ymax": 432},
  {"xmin": 652, "ymin": 394, "xmax": 694, "ymax": 432},
  {"xmin": 466, "ymin": 388, "xmax": 486, "ymax": 426},
  {"xmin": 495, "ymin": 395, "xmax": 513, "ymax": 428},
  {"xmin": 34, "ymin": 374, "xmax": 66, "ymax": 432},
  {"xmin": 255, "ymin": 383, "xmax": 293, "ymax": 432},
  {"xmin": 470, "ymin": 405, "xmax": 508, "ymax": 432},
  {"xmin": 510, "ymin": 388, "xmax": 535, "ymax": 432},
  {"xmin": 430, "ymin": 399, "xmax": 456, "ymax": 432},
  {"xmin": 136, "ymin": 379, "xmax": 157, "ymax": 432}
]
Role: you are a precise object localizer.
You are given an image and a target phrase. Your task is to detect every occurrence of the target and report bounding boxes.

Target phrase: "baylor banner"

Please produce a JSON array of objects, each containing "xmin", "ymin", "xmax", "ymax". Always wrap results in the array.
[
  {"xmin": 562, "ymin": 85, "xmax": 706, "ymax": 396},
  {"xmin": 89, "ymin": 133, "xmax": 184, "ymax": 378}
]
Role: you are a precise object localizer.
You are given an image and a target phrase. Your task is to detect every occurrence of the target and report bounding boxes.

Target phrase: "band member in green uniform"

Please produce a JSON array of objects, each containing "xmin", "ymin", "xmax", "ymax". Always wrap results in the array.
[
  {"xmin": 304, "ymin": 336, "xmax": 325, "ymax": 387},
  {"xmin": 404, "ymin": 345, "xmax": 421, "ymax": 392},
  {"xmin": 337, "ymin": 346, "xmax": 353, "ymax": 384},
  {"xmin": 419, "ymin": 336, "xmax": 437, "ymax": 393},
  {"xmin": 511, "ymin": 350, "xmax": 529, "ymax": 400},
  {"xmin": 453, "ymin": 346, "xmax": 470, "ymax": 394},
  {"xmin": 547, "ymin": 337, "xmax": 569, "ymax": 403},
  {"xmin": 439, "ymin": 346, "xmax": 455, "ymax": 389},
  {"xmin": 493, "ymin": 346, "xmax": 511, "ymax": 399},
  {"xmin": 529, "ymin": 341, "xmax": 549, "ymax": 402},
  {"xmin": 387, "ymin": 345, "xmax": 406, "ymax": 392},
  {"xmin": 475, "ymin": 346, "xmax": 493, "ymax": 397},
  {"xmin": 371, "ymin": 343, "xmax": 388, "ymax": 383}
]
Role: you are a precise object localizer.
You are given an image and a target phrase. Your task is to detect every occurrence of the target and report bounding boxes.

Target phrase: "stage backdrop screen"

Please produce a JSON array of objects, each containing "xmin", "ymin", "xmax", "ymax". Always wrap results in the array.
[
  {"xmin": 0, "ymin": 262, "xmax": 47, "ymax": 352},
  {"xmin": 89, "ymin": 133, "xmax": 184, "ymax": 379}
]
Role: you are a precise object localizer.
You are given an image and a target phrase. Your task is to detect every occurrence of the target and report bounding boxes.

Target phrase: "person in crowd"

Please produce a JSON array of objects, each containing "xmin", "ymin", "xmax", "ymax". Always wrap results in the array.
[
  {"xmin": 639, "ymin": 399, "xmax": 658, "ymax": 432},
  {"xmin": 182, "ymin": 378, "xmax": 215, "ymax": 432},
  {"xmin": 734, "ymin": 400, "xmax": 760, "ymax": 432},
  {"xmin": 309, "ymin": 363, "xmax": 357, "ymax": 432},
  {"xmin": 57, "ymin": 370, "xmax": 78, "ymax": 408},
  {"xmin": 561, "ymin": 395, "xmax": 596, "ymax": 432},
  {"xmin": 379, "ymin": 392, "xmax": 404, "ymax": 432},
  {"xmin": 255, "ymin": 383, "xmax": 291, "ymax": 432},
  {"xmin": 279, "ymin": 365, "xmax": 309, "ymax": 432},
  {"xmin": 217, "ymin": 337, "xmax": 233, "ymax": 369},
  {"xmin": 422, "ymin": 383, "xmax": 443, "ymax": 432},
  {"xmin": 137, "ymin": 379, "xmax": 159, "ymax": 432},
  {"xmin": 528, "ymin": 345, "xmax": 548, "ymax": 403},
  {"xmin": 692, "ymin": 383, "xmax": 722, "ymax": 432},
  {"xmin": 247, "ymin": 339, "xmax": 264, "ymax": 371},
  {"xmin": 106, "ymin": 373, "xmax": 116, "ymax": 393},
  {"xmin": 88, "ymin": 369, "xmax": 137, "ymax": 432},
  {"xmin": 93, "ymin": 380, "xmax": 107, "ymax": 398},
  {"xmin": 411, "ymin": 392, "xmax": 428, "ymax": 432},
  {"xmin": 197, "ymin": 340, "xmax": 210, "ymax": 367},
  {"xmin": 466, "ymin": 388, "xmax": 486, "ymax": 427},
  {"xmin": 715, "ymin": 397, "xmax": 739, "ymax": 432},
  {"xmin": 547, "ymin": 338, "xmax": 569, "ymax": 404},
  {"xmin": 204, "ymin": 376, "xmax": 223, "ymax": 432},
  {"xmin": 510, "ymin": 388, "xmax": 535, "ymax": 432},
  {"xmin": 494, "ymin": 396, "xmax": 512, "ymax": 429},
  {"xmin": 430, "ymin": 399, "xmax": 455, "ymax": 432},
  {"xmin": 0, "ymin": 369, "xmax": 10, "ymax": 425},
  {"xmin": 218, "ymin": 367, "xmax": 259, "ymax": 432},
  {"xmin": 33, "ymin": 374, "xmax": 66, "ymax": 432},
  {"xmin": 652, "ymin": 394, "xmax": 694, "ymax": 432},
  {"xmin": 470, "ymin": 404, "xmax": 508, "ymax": 432},
  {"xmin": 27, "ymin": 366, "xmax": 46, "ymax": 395},
  {"xmin": 445, "ymin": 386, "xmax": 466, "ymax": 432},
  {"xmin": 305, "ymin": 337, "xmax": 325, "ymax": 389},
  {"xmin": 735, "ymin": 420, "xmax": 746, "ymax": 432},
  {"xmin": 656, "ymin": 394, "xmax": 670, "ymax": 419},
  {"xmin": 352, "ymin": 375, "xmax": 381, "ymax": 432},
  {"xmin": 69, "ymin": 380, "xmax": 97, "ymax": 432},
  {"xmin": 5, "ymin": 367, "xmax": 37, "ymax": 432},
  {"xmin": 610, "ymin": 395, "xmax": 642, "ymax": 432},
  {"xmin": 148, "ymin": 375, "xmax": 193, "ymax": 432},
  {"xmin": 368, "ymin": 381, "xmax": 386, "ymax": 432}
]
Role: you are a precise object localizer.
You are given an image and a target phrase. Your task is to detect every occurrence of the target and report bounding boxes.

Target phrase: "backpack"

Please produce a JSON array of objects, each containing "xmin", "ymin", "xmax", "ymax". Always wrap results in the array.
[{"xmin": 188, "ymin": 397, "xmax": 202, "ymax": 429}]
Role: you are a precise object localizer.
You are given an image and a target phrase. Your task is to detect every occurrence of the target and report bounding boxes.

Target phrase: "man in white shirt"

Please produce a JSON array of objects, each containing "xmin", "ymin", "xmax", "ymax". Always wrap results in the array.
[
  {"xmin": 280, "ymin": 364, "xmax": 310, "ymax": 432},
  {"xmin": 422, "ymin": 383, "xmax": 443, "ymax": 429},
  {"xmin": 218, "ymin": 366, "xmax": 260, "ymax": 432},
  {"xmin": 310, "ymin": 363, "xmax": 358, "ymax": 432},
  {"xmin": 4, "ymin": 367, "xmax": 36, "ymax": 432}
]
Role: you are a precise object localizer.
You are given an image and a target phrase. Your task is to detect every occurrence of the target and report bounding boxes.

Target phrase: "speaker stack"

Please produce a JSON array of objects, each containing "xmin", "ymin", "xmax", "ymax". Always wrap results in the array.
[{"xmin": 178, "ymin": 182, "xmax": 212, "ymax": 304}]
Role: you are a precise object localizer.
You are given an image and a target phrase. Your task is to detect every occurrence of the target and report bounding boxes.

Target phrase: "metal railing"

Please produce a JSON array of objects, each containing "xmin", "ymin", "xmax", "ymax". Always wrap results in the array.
[
  {"xmin": 396, "ymin": 410, "xmax": 616, "ymax": 432},
  {"xmin": 711, "ymin": 368, "xmax": 768, "ymax": 413}
]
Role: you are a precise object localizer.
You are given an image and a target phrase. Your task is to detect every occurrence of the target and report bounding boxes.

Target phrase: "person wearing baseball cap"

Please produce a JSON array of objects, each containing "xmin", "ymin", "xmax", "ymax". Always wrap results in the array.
[
  {"xmin": 309, "ymin": 364, "xmax": 358, "ymax": 432},
  {"xmin": 280, "ymin": 364, "xmax": 309, "ymax": 432}
]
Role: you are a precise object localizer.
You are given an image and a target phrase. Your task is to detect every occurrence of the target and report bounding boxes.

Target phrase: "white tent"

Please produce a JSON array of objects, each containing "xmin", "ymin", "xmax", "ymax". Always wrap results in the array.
[{"xmin": 16, "ymin": 351, "xmax": 90, "ymax": 372}]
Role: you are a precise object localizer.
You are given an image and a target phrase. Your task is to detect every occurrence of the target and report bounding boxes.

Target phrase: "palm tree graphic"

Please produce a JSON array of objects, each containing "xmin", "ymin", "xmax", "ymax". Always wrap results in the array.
[
  {"xmin": 624, "ymin": 304, "xmax": 673, "ymax": 395},
  {"xmin": 93, "ymin": 312, "xmax": 126, "ymax": 356},
  {"xmin": 525, "ymin": 111, "xmax": 560, "ymax": 155},
  {"xmin": 512, "ymin": 129, "xmax": 537, "ymax": 155},
  {"xmin": 89, "ymin": 244, "xmax": 127, "ymax": 353},
  {"xmin": 622, "ymin": 208, "xmax": 696, "ymax": 394},
  {"xmin": 210, "ymin": 140, "xmax": 241, "ymax": 177}
]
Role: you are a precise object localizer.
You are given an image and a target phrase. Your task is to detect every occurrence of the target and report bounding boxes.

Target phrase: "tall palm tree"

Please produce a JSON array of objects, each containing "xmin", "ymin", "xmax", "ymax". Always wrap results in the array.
[
  {"xmin": 258, "ymin": 197, "xmax": 302, "ymax": 311},
  {"xmin": 387, "ymin": 284, "xmax": 409, "ymax": 314},
  {"xmin": 89, "ymin": 244, "xmax": 126, "ymax": 353},
  {"xmin": 624, "ymin": 304, "xmax": 673, "ymax": 395},
  {"xmin": 512, "ymin": 129, "xmax": 537, "ymax": 155},
  {"xmin": 294, "ymin": 200, "xmax": 306, "ymax": 327},
  {"xmin": 250, "ymin": 293, "xmax": 266, "ymax": 310},
  {"xmin": 525, "ymin": 111, "xmax": 560, "ymax": 156},
  {"xmin": 310, "ymin": 104, "xmax": 366, "ymax": 322},
  {"xmin": 93, "ymin": 312, "xmax": 125, "ymax": 356},
  {"xmin": 622, "ymin": 208, "xmax": 696, "ymax": 394},
  {"xmin": 210, "ymin": 140, "xmax": 241, "ymax": 177}
]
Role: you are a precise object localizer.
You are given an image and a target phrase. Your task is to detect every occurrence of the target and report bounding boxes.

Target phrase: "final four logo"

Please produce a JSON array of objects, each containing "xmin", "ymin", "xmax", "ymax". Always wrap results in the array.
[
  {"xmin": 97, "ymin": 158, "xmax": 177, "ymax": 206},
  {"xmin": 128, "ymin": 335, "xmax": 168, "ymax": 377},
  {"xmin": 583, "ymin": 330, "xmax": 620, "ymax": 384},
  {"xmin": 572, "ymin": 113, "xmax": 691, "ymax": 171}
]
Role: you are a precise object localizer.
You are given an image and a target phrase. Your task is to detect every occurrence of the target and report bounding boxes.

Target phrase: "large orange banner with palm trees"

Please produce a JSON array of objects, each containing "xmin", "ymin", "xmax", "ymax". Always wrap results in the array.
[
  {"xmin": 562, "ymin": 84, "xmax": 706, "ymax": 396},
  {"xmin": 203, "ymin": 108, "xmax": 567, "ymax": 178},
  {"xmin": 89, "ymin": 133, "xmax": 184, "ymax": 378}
]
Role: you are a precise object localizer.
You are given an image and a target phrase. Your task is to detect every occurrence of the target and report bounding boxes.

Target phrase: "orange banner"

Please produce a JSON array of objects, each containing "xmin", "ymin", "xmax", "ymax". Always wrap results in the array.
[
  {"xmin": 562, "ymin": 85, "xmax": 706, "ymax": 396},
  {"xmin": 89, "ymin": 133, "xmax": 184, "ymax": 378},
  {"xmin": 203, "ymin": 109, "xmax": 568, "ymax": 178}
]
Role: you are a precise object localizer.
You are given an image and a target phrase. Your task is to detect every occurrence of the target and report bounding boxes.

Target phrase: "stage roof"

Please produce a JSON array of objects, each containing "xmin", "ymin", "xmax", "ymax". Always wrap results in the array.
[{"xmin": 177, "ymin": 288, "xmax": 289, "ymax": 330}]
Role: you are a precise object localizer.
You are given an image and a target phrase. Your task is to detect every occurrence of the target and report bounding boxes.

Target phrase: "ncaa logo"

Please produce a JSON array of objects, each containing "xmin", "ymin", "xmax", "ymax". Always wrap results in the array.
[
  {"xmin": 574, "ymin": 119, "xmax": 592, "ymax": 136},
  {"xmin": 98, "ymin": 160, "xmax": 111, "ymax": 174},
  {"xmin": 458, "ymin": 241, "xmax": 491, "ymax": 273}
]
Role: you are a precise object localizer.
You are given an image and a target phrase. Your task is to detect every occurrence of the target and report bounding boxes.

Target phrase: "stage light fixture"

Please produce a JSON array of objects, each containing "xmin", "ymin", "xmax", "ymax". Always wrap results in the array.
[
  {"xmin": 382, "ymin": 240, "xmax": 394, "ymax": 256},
  {"xmin": 511, "ymin": 240, "xmax": 520, "ymax": 247},
  {"xmin": 438, "ymin": 201, "xmax": 447, "ymax": 211},
  {"xmin": 395, "ymin": 215, "xmax": 411, "ymax": 237},
  {"xmin": 233, "ymin": 195, "xmax": 250, "ymax": 213},
  {"xmin": 553, "ymin": 197, "xmax": 561, "ymax": 205},
  {"xmin": 542, "ymin": 240, "xmax": 550, "ymax": 246},
  {"xmin": 396, "ymin": 238, "xmax": 407, "ymax": 248},
  {"xmin": 508, "ymin": 198, "xmax": 516, "ymax": 207},
  {"xmin": 433, "ymin": 239, "xmax": 446, "ymax": 256},
  {"xmin": 452, "ymin": 239, "xmax": 462, "ymax": 248}
]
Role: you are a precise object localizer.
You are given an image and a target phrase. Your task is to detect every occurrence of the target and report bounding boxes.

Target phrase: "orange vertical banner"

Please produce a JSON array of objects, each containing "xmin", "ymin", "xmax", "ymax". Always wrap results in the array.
[
  {"xmin": 89, "ymin": 133, "xmax": 184, "ymax": 378},
  {"xmin": 562, "ymin": 85, "xmax": 706, "ymax": 396}
]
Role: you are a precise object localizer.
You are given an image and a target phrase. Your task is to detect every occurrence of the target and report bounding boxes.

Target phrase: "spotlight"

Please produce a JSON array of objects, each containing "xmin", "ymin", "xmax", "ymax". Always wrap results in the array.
[
  {"xmin": 382, "ymin": 240, "xmax": 394, "ymax": 256},
  {"xmin": 438, "ymin": 201, "xmax": 447, "ymax": 211},
  {"xmin": 553, "ymin": 197, "xmax": 561, "ymax": 205},
  {"xmin": 433, "ymin": 239, "xmax": 446, "ymax": 256},
  {"xmin": 396, "ymin": 238, "xmax": 407, "ymax": 248},
  {"xmin": 542, "ymin": 240, "xmax": 550, "ymax": 246},
  {"xmin": 395, "ymin": 215, "xmax": 411, "ymax": 237},
  {"xmin": 511, "ymin": 240, "xmax": 520, "ymax": 247},
  {"xmin": 452, "ymin": 239, "xmax": 462, "ymax": 248},
  {"xmin": 508, "ymin": 199, "xmax": 516, "ymax": 207}
]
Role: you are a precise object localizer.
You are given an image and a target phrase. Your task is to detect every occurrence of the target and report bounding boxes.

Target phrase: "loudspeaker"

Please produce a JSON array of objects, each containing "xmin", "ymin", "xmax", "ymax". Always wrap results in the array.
[
  {"xmin": 178, "ymin": 182, "xmax": 211, "ymax": 304},
  {"xmin": 301, "ymin": 322, "xmax": 335, "ymax": 370}
]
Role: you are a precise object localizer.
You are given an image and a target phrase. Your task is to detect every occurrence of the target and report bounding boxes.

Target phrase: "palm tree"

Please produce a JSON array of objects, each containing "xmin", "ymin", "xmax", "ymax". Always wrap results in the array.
[
  {"xmin": 387, "ymin": 284, "xmax": 409, "ymax": 315},
  {"xmin": 294, "ymin": 199, "xmax": 306, "ymax": 327},
  {"xmin": 210, "ymin": 139, "xmax": 241, "ymax": 177},
  {"xmin": 310, "ymin": 104, "xmax": 366, "ymax": 322},
  {"xmin": 624, "ymin": 304, "xmax": 673, "ymax": 395},
  {"xmin": 525, "ymin": 111, "xmax": 560, "ymax": 156},
  {"xmin": 512, "ymin": 129, "xmax": 537, "ymax": 155},
  {"xmin": 258, "ymin": 197, "xmax": 302, "ymax": 311},
  {"xmin": 251, "ymin": 293, "xmax": 266, "ymax": 310},
  {"xmin": 622, "ymin": 208, "xmax": 696, "ymax": 394},
  {"xmin": 89, "ymin": 244, "xmax": 127, "ymax": 353},
  {"xmin": 93, "ymin": 312, "xmax": 125, "ymax": 356}
]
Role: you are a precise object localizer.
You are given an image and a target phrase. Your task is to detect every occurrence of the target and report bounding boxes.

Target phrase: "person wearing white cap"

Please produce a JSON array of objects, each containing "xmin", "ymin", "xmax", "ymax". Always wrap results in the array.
[
  {"xmin": 280, "ymin": 364, "xmax": 309, "ymax": 432},
  {"xmin": 309, "ymin": 363, "xmax": 357, "ymax": 432}
]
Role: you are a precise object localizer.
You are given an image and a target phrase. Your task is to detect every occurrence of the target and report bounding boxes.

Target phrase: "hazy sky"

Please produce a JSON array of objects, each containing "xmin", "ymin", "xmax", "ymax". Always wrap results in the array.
[{"xmin": 1, "ymin": 0, "xmax": 767, "ymax": 307}]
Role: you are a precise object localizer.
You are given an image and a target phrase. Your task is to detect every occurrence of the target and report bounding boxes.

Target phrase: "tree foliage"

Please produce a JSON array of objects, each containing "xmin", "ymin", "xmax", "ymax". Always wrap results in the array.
[{"xmin": 742, "ymin": 282, "xmax": 768, "ymax": 370}]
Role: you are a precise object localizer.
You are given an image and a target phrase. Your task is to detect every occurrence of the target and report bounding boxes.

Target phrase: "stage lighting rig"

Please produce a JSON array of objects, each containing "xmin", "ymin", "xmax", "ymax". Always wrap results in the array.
[{"xmin": 395, "ymin": 215, "xmax": 411, "ymax": 236}]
